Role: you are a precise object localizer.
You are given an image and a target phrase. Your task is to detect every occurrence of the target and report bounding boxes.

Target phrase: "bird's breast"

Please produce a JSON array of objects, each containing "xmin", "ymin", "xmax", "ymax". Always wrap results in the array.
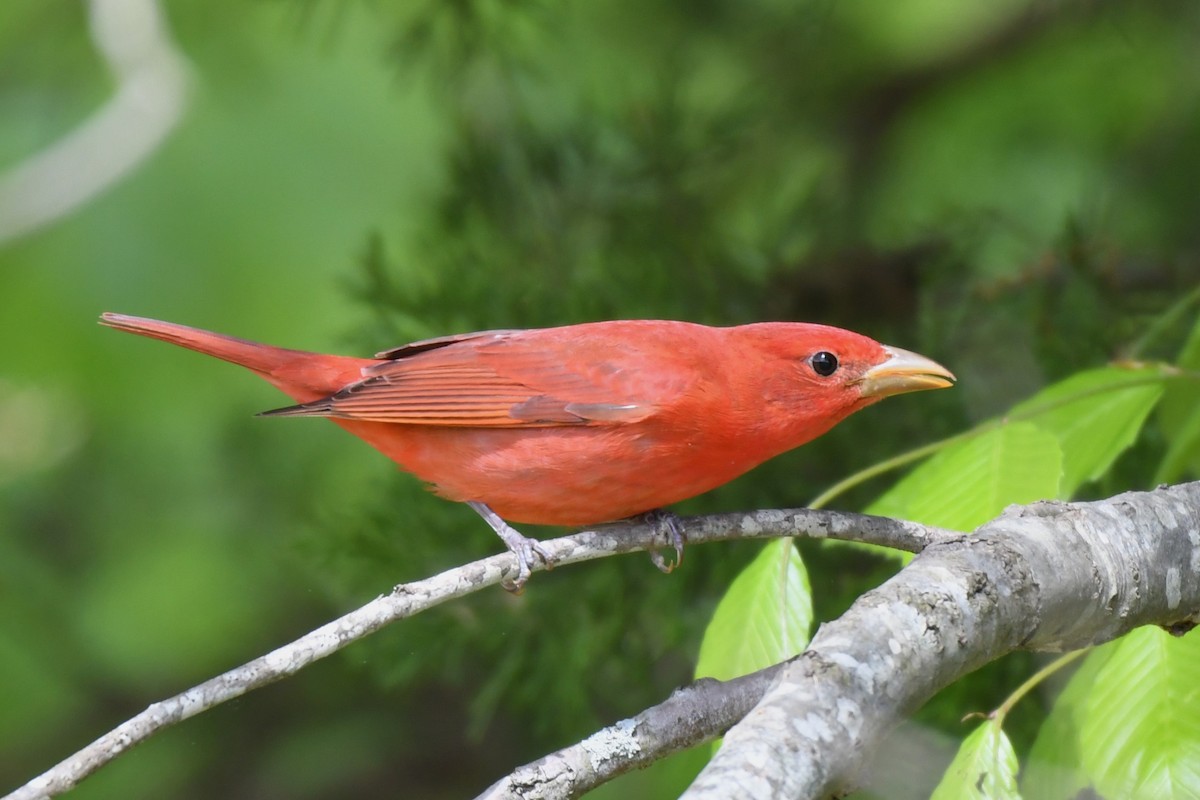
[{"xmin": 332, "ymin": 418, "xmax": 774, "ymax": 526}]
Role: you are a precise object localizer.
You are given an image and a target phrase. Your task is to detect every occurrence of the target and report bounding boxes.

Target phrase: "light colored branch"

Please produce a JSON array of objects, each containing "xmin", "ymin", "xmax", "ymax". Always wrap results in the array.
[
  {"xmin": 18, "ymin": 485, "xmax": 1198, "ymax": 800},
  {"xmin": 475, "ymin": 664, "xmax": 787, "ymax": 800},
  {"xmin": 478, "ymin": 483, "xmax": 1200, "ymax": 800},
  {"xmin": 4, "ymin": 507, "xmax": 942, "ymax": 800},
  {"xmin": 684, "ymin": 482, "xmax": 1200, "ymax": 799},
  {"xmin": 0, "ymin": 0, "xmax": 189, "ymax": 244}
]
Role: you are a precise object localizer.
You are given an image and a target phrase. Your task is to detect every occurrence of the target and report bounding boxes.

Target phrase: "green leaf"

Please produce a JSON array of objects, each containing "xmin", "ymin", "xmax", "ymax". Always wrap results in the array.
[
  {"xmin": 1078, "ymin": 627, "xmax": 1200, "ymax": 799},
  {"xmin": 848, "ymin": 366, "xmax": 1159, "ymax": 566},
  {"xmin": 694, "ymin": 538, "xmax": 812, "ymax": 681},
  {"xmin": 1157, "ymin": 408, "xmax": 1200, "ymax": 485},
  {"xmin": 1156, "ymin": 313, "xmax": 1200, "ymax": 484},
  {"xmin": 1011, "ymin": 366, "xmax": 1165, "ymax": 495},
  {"xmin": 931, "ymin": 719, "xmax": 1021, "ymax": 800},
  {"xmin": 1023, "ymin": 647, "xmax": 1113, "ymax": 800},
  {"xmin": 1027, "ymin": 630, "xmax": 1200, "ymax": 799},
  {"xmin": 867, "ymin": 422, "xmax": 1063, "ymax": 533}
]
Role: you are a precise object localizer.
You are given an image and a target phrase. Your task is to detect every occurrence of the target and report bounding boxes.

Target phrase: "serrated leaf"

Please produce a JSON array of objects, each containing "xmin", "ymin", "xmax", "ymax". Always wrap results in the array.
[
  {"xmin": 1156, "ymin": 313, "xmax": 1200, "ymax": 484},
  {"xmin": 867, "ymin": 422, "xmax": 1063, "ymax": 533},
  {"xmin": 1028, "ymin": 629, "xmax": 1200, "ymax": 800},
  {"xmin": 1011, "ymin": 366, "xmax": 1165, "ymax": 495},
  {"xmin": 1023, "ymin": 646, "xmax": 1114, "ymax": 800},
  {"xmin": 931, "ymin": 720, "xmax": 1021, "ymax": 800},
  {"xmin": 694, "ymin": 538, "xmax": 812, "ymax": 682},
  {"xmin": 1077, "ymin": 627, "xmax": 1200, "ymax": 799},
  {"xmin": 1157, "ymin": 408, "xmax": 1200, "ymax": 485}
]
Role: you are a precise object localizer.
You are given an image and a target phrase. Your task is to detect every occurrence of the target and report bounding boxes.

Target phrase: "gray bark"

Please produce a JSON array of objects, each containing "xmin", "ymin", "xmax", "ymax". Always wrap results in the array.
[
  {"xmin": 12, "ymin": 485, "xmax": 1197, "ymax": 800},
  {"xmin": 684, "ymin": 482, "xmax": 1200, "ymax": 799},
  {"xmin": 4, "ymin": 508, "xmax": 949, "ymax": 800}
]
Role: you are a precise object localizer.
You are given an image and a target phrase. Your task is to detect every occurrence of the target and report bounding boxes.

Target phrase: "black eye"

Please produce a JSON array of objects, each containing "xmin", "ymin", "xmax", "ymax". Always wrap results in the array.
[{"xmin": 810, "ymin": 351, "xmax": 839, "ymax": 377}]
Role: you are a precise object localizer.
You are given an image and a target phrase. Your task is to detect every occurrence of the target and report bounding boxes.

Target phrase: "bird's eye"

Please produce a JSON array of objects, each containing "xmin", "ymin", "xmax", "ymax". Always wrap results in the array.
[{"xmin": 810, "ymin": 351, "xmax": 839, "ymax": 377}]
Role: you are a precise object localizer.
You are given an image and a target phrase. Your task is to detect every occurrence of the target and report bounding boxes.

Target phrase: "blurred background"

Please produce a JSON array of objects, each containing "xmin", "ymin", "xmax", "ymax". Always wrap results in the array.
[{"xmin": 1, "ymin": 1, "xmax": 1198, "ymax": 798}]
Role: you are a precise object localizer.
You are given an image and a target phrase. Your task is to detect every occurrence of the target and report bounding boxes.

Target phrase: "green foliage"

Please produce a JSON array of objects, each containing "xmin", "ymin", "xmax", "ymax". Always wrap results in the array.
[
  {"xmin": 867, "ymin": 365, "xmax": 1167, "ymax": 537},
  {"xmin": 931, "ymin": 720, "xmax": 1021, "ymax": 800},
  {"xmin": 1079, "ymin": 628, "xmax": 1200, "ymax": 798},
  {"xmin": 1022, "ymin": 649, "xmax": 1109, "ymax": 800},
  {"xmin": 817, "ymin": 364, "xmax": 1166, "ymax": 575},
  {"xmin": 867, "ymin": 422, "xmax": 1063, "ymax": 533},
  {"xmin": 694, "ymin": 538, "xmax": 812, "ymax": 682},
  {"xmin": 4, "ymin": 0, "xmax": 1200, "ymax": 797},
  {"xmin": 1026, "ymin": 629, "xmax": 1200, "ymax": 799},
  {"xmin": 1009, "ymin": 367, "xmax": 1167, "ymax": 495},
  {"xmin": 1156, "ymin": 309, "xmax": 1200, "ymax": 484},
  {"xmin": 700, "ymin": 348, "xmax": 1180, "ymax": 793}
]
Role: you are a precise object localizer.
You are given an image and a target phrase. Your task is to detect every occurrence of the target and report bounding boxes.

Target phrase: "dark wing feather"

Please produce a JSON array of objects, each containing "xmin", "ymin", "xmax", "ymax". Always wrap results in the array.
[
  {"xmin": 372, "ymin": 329, "xmax": 524, "ymax": 360},
  {"xmin": 262, "ymin": 328, "xmax": 669, "ymax": 427}
]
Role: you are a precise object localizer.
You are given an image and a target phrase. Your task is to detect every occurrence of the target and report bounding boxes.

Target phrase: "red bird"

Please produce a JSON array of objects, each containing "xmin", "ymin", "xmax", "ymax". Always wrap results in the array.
[{"xmin": 100, "ymin": 314, "xmax": 954, "ymax": 588}]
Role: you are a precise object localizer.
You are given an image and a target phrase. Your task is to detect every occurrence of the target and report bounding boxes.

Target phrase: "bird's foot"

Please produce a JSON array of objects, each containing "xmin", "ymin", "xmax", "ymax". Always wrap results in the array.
[
  {"xmin": 498, "ymin": 530, "xmax": 555, "ymax": 593},
  {"xmin": 468, "ymin": 501, "xmax": 554, "ymax": 593},
  {"xmin": 643, "ymin": 509, "xmax": 686, "ymax": 574}
]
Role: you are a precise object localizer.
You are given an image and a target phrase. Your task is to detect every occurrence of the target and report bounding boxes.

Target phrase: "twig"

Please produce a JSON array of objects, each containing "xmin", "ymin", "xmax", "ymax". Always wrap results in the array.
[
  {"xmin": 684, "ymin": 483, "xmax": 1200, "ymax": 799},
  {"xmin": 0, "ymin": 0, "xmax": 189, "ymax": 244},
  {"xmin": 475, "ymin": 664, "xmax": 787, "ymax": 800},
  {"xmin": 477, "ymin": 484, "xmax": 1200, "ymax": 800},
  {"xmin": 5, "ymin": 507, "xmax": 944, "ymax": 800}
]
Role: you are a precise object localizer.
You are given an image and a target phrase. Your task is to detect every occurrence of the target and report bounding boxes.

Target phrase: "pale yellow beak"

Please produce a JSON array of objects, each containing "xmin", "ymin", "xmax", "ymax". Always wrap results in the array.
[{"xmin": 858, "ymin": 346, "xmax": 956, "ymax": 398}]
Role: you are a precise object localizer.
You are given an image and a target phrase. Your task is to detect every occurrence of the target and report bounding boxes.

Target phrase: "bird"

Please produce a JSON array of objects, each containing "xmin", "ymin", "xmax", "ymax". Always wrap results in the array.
[{"xmin": 99, "ymin": 313, "xmax": 954, "ymax": 589}]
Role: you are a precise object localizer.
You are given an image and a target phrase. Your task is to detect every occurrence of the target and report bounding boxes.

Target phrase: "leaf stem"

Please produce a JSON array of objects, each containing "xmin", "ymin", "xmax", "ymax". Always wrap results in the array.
[
  {"xmin": 1127, "ymin": 284, "xmax": 1200, "ymax": 359},
  {"xmin": 809, "ymin": 367, "xmax": 1179, "ymax": 510},
  {"xmin": 991, "ymin": 648, "xmax": 1089, "ymax": 725}
]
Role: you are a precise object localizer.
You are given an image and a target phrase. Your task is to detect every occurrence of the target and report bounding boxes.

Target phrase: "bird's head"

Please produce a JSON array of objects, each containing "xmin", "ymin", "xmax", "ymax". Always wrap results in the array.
[{"xmin": 735, "ymin": 322, "xmax": 955, "ymax": 443}]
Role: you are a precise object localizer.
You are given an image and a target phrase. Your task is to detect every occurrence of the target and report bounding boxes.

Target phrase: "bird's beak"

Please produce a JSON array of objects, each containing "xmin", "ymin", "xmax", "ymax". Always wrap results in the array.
[{"xmin": 858, "ymin": 346, "xmax": 956, "ymax": 398}]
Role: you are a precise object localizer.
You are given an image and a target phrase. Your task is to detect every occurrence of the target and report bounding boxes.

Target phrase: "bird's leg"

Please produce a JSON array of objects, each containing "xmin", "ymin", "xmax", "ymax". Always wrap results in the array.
[
  {"xmin": 467, "ymin": 501, "xmax": 554, "ymax": 592},
  {"xmin": 642, "ymin": 509, "xmax": 686, "ymax": 574}
]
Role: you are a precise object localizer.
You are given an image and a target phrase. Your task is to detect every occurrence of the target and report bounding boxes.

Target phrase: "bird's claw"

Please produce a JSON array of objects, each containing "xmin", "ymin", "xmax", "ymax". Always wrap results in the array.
[
  {"xmin": 500, "ymin": 535, "xmax": 555, "ymax": 594},
  {"xmin": 644, "ymin": 509, "xmax": 686, "ymax": 574},
  {"xmin": 467, "ymin": 501, "xmax": 555, "ymax": 593}
]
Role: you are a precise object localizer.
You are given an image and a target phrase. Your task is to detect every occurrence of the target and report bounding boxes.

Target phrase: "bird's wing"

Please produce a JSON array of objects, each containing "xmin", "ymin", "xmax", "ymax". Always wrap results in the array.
[
  {"xmin": 372, "ymin": 329, "xmax": 525, "ymax": 360},
  {"xmin": 261, "ymin": 327, "xmax": 693, "ymax": 427}
]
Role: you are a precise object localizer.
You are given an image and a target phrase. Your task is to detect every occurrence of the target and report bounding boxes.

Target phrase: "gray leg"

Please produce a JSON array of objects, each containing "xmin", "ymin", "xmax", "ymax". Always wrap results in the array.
[
  {"xmin": 643, "ymin": 509, "xmax": 686, "ymax": 573},
  {"xmin": 467, "ymin": 502, "xmax": 554, "ymax": 592}
]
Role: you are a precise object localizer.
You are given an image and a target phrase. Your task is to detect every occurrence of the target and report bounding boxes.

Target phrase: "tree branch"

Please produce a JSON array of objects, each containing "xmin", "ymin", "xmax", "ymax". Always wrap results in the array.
[
  {"xmin": 478, "ymin": 483, "xmax": 1200, "ymax": 800},
  {"xmin": 0, "ymin": 0, "xmax": 190, "ymax": 244},
  {"xmin": 475, "ymin": 665, "xmax": 788, "ymax": 800},
  {"xmin": 4, "ymin": 507, "xmax": 943, "ymax": 800},
  {"xmin": 684, "ymin": 482, "xmax": 1200, "ymax": 799}
]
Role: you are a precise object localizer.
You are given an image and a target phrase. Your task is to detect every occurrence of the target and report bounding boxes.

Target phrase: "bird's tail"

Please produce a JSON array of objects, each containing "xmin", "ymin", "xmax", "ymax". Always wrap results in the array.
[
  {"xmin": 99, "ymin": 312, "xmax": 374, "ymax": 403},
  {"xmin": 99, "ymin": 312, "xmax": 314, "ymax": 375}
]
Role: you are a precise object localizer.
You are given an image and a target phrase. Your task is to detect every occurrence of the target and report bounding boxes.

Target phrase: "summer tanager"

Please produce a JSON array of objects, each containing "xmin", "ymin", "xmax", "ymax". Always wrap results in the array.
[{"xmin": 100, "ymin": 313, "xmax": 954, "ymax": 588}]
